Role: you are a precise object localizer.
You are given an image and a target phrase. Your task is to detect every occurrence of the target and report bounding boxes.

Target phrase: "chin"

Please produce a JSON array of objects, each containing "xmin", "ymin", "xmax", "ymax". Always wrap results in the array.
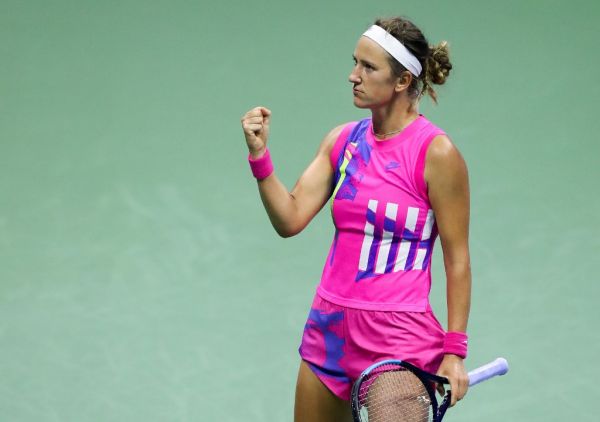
[{"xmin": 352, "ymin": 98, "xmax": 369, "ymax": 109}]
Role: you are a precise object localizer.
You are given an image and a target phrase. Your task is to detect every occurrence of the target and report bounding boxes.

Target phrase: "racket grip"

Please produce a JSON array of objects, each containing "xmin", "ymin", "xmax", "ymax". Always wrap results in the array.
[{"xmin": 468, "ymin": 357, "xmax": 509, "ymax": 387}]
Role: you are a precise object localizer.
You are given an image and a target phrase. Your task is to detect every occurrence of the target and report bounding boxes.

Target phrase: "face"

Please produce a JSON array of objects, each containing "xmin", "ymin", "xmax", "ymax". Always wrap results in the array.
[{"xmin": 349, "ymin": 36, "xmax": 406, "ymax": 108}]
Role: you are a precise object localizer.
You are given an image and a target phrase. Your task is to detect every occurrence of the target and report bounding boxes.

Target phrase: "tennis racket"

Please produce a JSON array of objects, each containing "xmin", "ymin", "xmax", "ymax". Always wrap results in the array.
[{"xmin": 351, "ymin": 357, "xmax": 508, "ymax": 422}]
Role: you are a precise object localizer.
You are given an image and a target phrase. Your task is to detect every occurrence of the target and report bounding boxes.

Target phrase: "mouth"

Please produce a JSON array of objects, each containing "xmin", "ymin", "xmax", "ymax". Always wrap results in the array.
[{"xmin": 353, "ymin": 88, "xmax": 362, "ymax": 95}]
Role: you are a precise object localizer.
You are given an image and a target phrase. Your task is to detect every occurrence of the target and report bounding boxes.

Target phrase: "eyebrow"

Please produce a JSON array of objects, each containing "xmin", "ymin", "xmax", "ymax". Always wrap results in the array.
[{"xmin": 352, "ymin": 55, "xmax": 376, "ymax": 68}]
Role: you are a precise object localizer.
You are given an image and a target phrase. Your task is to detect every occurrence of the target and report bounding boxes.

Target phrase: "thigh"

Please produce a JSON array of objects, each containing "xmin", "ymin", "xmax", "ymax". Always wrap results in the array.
[{"xmin": 294, "ymin": 360, "xmax": 353, "ymax": 422}]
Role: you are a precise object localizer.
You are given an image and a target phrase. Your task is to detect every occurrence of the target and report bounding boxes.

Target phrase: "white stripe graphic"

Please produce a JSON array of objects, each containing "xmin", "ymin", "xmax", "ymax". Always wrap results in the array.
[
  {"xmin": 358, "ymin": 200, "xmax": 378, "ymax": 271},
  {"xmin": 393, "ymin": 207, "xmax": 420, "ymax": 272},
  {"xmin": 422, "ymin": 209, "xmax": 435, "ymax": 240},
  {"xmin": 375, "ymin": 202, "xmax": 398, "ymax": 274},
  {"xmin": 394, "ymin": 240, "xmax": 411, "ymax": 272},
  {"xmin": 405, "ymin": 207, "xmax": 419, "ymax": 231},
  {"xmin": 414, "ymin": 210, "xmax": 434, "ymax": 270},
  {"xmin": 414, "ymin": 249, "xmax": 427, "ymax": 270}
]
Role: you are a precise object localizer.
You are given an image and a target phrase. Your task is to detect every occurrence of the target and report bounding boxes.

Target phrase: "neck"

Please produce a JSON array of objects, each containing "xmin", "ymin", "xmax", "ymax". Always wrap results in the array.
[{"xmin": 371, "ymin": 99, "xmax": 419, "ymax": 139}]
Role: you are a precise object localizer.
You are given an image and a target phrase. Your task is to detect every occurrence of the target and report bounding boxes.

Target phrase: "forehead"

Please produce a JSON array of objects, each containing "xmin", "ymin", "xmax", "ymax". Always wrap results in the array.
[{"xmin": 353, "ymin": 36, "xmax": 390, "ymax": 64}]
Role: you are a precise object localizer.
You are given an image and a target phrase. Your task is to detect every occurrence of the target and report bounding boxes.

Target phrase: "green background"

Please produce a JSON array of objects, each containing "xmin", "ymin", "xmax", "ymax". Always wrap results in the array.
[{"xmin": 1, "ymin": 0, "xmax": 598, "ymax": 420}]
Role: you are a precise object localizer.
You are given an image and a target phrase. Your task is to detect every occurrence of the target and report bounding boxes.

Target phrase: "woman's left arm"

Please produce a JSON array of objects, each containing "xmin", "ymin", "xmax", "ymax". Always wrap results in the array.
[{"xmin": 424, "ymin": 135, "xmax": 472, "ymax": 406}]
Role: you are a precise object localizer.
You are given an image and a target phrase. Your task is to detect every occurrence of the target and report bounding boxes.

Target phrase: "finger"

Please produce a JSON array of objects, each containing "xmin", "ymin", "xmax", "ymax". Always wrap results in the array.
[
  {"xmin": 436, "ymin": 383, "xmax": 445, "ymax": 397},
  {"xmin": 242, "ymin": 117, "xmax": 264, "ymax": 125},
  {"xmin": 241, "ymin": 107, "xmax": 265, "ymax": 121},
  {"xmin": 449, "ymin": 378, "xmax": 459, "ymax": 407},
  {"xmin": 259, "ymin": 107, "xmax": 271, "ymax": 126},
  {"xmin": 243, "ymin": 123, "xmax": 263, "ymax": 134},
  {"xmin": 251, "ymin": 106, "xmax": 271, "ymax": 120},
  {"xmin": 451, "ymin": 377, "xmax": 468, "ymax": 405},
  {"xmin": 456, "ymin": 376, "xmax": 469, "ymax": 402}
]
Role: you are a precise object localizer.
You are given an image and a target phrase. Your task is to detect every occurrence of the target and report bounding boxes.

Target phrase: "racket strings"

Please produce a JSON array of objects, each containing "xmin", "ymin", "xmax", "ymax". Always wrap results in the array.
[{"xmin": 357, "ymin": 366, "xmax": 431, "ymax": 422}]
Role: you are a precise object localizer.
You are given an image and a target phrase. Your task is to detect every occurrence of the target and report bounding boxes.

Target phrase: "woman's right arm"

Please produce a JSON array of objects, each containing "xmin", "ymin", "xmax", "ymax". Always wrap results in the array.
[{"xmin": 241, "ymin": 106, "xmax": 345, "ymax": 237}]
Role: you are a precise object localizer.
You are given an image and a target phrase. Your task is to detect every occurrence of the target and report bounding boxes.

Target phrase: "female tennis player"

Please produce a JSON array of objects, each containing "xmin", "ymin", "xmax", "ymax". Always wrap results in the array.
[{"xmin": 241, "ymin": 17, "xmax": 471, "ymax": 422}]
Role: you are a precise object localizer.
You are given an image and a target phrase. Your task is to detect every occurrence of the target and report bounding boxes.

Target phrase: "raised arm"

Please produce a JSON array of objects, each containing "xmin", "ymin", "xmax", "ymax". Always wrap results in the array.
[
  {"xmin": 241, "ymin": 106, "xmax": 345, "ymax": 237},
  {"xmin": 425, "ymin": 134, "xmax": 472, "ymax": 406}
]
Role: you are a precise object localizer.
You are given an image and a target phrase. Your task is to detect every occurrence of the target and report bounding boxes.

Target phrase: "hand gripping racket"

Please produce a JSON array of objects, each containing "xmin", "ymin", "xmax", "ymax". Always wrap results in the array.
[{"xmin": 351, "ymin": 357, "xmax": 508, "ymax": 422}]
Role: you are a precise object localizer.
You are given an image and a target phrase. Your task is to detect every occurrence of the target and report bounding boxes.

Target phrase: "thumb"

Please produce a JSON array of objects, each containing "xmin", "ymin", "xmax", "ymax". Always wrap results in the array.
[
  {"xmin": 260, "ymin": 107, "xmax": 272, "ymax": 126},
  {"xmin": 436, "ymin": 383, "xmax": 446, "ymax": 397}
]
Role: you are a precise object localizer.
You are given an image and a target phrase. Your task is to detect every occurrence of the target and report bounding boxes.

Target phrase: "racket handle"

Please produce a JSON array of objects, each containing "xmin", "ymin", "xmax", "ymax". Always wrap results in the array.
[{"xmin": 468, "ymin": 357, "xmax": 509, "ymax": 387}]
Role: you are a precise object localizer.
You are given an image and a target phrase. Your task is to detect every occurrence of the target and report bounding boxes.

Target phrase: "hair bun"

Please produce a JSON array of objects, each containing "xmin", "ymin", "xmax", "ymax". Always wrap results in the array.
[{"xmin": 426, "ymin": 41, "xmax": 452, "ymax": 85}]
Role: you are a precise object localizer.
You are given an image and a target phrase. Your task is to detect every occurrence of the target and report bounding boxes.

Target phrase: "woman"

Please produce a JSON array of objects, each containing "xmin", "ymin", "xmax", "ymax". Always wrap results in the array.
[{"xmin": 241, "ymin": 17, "xmax": 471, "ymax": 422}]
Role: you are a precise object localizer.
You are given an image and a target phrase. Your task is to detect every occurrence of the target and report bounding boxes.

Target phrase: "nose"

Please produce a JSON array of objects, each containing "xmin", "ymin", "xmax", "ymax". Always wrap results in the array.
[{"xmin": 349, "ymin": 66, "xmax": 361, "ymax": 84}]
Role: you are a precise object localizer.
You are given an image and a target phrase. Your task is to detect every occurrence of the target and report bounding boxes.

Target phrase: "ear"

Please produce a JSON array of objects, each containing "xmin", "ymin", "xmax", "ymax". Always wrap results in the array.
[{"xmin": 394, "ymin": 71, "xmax": 413, "ymax": 93}]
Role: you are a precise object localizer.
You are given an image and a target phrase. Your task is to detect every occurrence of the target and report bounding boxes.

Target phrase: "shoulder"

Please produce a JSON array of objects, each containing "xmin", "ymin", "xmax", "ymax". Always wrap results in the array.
[
  {"xmin": 427, "ymin": 134, "xmax": 458, "ymax": 159},
  {"xmin": 424, "ymin": 135, "xmax": 468, "ymax": 185},
  {"xmin": 320, "ymin": 122, "xmax": 357, "ymax": 149},
  {"xmin": 321, "ymin": 123, "xmax": 349, "ymax": 150},
  {"xmin": 317, "ymin": 122, "xmax": 357, "ymax": 166}
]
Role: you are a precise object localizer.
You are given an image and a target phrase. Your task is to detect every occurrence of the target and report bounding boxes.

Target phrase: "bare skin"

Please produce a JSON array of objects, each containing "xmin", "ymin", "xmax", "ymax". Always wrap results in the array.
[
  {"xmin": 294, "ymin": 361, "xmax": 353, "ymax": 422},
  {"xmin": 241, "ymin": 34, "xmax": 471, "ymax": 421}
]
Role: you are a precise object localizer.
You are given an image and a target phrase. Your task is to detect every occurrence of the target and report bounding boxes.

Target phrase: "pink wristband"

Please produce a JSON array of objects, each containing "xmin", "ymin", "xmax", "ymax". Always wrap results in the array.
[
  {"xmin": 248, "ymin": 148, "xmax": 274, "ymax": 180},
  {"xmin": 443, "ymin": 331, "xmax": 468, "ymax": 359}
]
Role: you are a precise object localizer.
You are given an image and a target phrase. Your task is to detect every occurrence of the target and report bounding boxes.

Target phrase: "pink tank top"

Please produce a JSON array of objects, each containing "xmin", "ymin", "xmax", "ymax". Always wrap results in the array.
[{"xmin": 317, "ymin": 115, "xmax": 445, "ymax": 312}]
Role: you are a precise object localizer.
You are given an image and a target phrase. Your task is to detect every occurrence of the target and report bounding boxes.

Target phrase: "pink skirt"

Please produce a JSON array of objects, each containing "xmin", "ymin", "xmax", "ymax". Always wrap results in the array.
[{"xmin": 298, "ymin": 293, "xmax": 445, "ymax": 400}]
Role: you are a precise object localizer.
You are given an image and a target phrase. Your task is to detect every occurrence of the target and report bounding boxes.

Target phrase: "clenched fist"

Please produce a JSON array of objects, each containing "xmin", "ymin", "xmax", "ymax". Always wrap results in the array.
[{"xmin": 241, "ymin": 106, "xmax": 272, "ymax": 159}]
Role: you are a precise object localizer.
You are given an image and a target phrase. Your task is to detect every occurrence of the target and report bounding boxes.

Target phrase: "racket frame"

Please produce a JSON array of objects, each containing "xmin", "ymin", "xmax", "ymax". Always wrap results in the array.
[{"xmin": 351, "ymin": 359, "xmax": 451, "ymax": 422}]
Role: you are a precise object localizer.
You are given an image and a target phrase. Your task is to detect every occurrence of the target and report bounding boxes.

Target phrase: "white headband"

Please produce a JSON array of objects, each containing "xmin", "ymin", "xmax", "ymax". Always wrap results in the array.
[{"xmin": 362, "ymin": 25, "xmax": 422, "ymax": 77}]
